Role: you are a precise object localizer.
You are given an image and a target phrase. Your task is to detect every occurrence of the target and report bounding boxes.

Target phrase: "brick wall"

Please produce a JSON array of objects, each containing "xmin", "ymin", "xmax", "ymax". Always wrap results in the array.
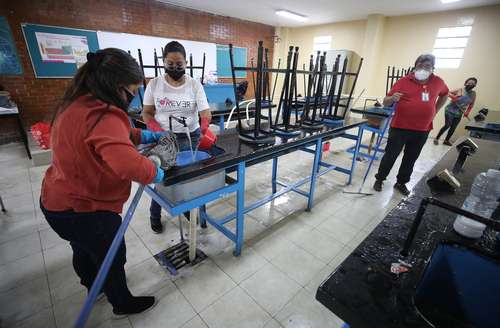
[{"xmin": 0, "ymin": 0, "xmax": 275, "ymax": 142}]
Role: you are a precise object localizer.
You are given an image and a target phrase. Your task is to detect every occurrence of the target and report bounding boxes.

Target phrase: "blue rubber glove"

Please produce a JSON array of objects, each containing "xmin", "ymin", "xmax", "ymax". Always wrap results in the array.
[
  {"xmin": 141, "ymin": 130, "xmax": 166, "ymax": 144},
  {"xmin": 152, "ymin": 165, "xmax": 165, "ymax": 183}
]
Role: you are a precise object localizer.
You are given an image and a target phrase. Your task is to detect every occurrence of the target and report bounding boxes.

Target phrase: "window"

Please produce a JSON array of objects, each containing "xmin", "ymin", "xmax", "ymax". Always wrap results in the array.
[
  {"xmin": 432, "ymin": 25, "xmax": 472, "ymax": 69},
  {"xmin": 313, "ymin": 36, "xmax": 331, "ymax": 52}
]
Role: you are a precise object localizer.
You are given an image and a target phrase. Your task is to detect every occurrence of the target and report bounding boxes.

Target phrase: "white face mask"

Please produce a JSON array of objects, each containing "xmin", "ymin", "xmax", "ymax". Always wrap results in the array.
[{"xmin": 414, "ymin": 69, "xmax": 431, "ymax": 81}]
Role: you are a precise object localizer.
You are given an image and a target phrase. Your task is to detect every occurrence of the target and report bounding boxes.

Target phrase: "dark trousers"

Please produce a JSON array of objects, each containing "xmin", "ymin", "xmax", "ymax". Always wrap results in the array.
[
  {"xmin": 150, "ymin": 129, "xmax": 201, "ymax": 221},
  {"xmin": 436, "ymin": 112, "xmax": 461, "ymax": 141},
  {"xmin": 41, "ymin": 202, "xmax": 132, "ymax": 309},
  {"xmin": 375, "ymin": 128, "xmax": 429, "ymax": 184}
]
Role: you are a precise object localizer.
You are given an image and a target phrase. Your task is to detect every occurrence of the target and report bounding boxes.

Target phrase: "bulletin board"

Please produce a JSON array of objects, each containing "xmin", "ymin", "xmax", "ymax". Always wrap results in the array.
[
  {"xmin": 0, "ymin": 16, "xmax": 23, "ymax": 75},
  {"xmin": 21, "ymin": 23, "xmax": 100, "ymax": 78},
  {"xmin": 216, "ymin": 45, "xmax": 247, "ymax": 78}
]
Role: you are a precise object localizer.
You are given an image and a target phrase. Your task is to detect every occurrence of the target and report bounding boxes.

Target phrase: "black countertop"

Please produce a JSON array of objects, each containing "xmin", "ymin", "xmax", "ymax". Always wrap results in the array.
[
  {"xmin": 316, "ymin": 138, "xmax": 500, "ymax": 328},
  {"xmin": 162, "ymin": 118, "xmax": 365, "ymax": 186},
  {"xmin": 350, "ymin": 107, "xmax": 392, "ymax": 118},
  {"xmin": 465, "ymin": 121, "xmax": 500, "ymax": 134}
]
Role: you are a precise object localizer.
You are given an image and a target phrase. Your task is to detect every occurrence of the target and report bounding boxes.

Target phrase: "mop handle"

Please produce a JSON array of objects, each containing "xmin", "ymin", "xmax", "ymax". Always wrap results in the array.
[{"xmin": 74, "ymin": 185, "xmax": 146, "ymax": 328}]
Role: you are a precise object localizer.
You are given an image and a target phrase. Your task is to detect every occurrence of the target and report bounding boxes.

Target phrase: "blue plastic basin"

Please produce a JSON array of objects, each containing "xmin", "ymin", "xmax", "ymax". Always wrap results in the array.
[
  {"xmin": 175, "ymin": 151, "xmax": 210, "ymax": 167},
  {"xmin": 415, "ymin": 243, "xmax": 500, "ymax": 327}
]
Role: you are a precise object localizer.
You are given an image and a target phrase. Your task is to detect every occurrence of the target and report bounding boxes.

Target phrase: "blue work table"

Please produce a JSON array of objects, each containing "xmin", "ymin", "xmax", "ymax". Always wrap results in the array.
[
  {"xmin": 75, "ymin": 117, "xmax": 367, "ymax": 326},
  {"xmin": 145, "ymin": 118, "xmax": 367, "ymax": 256}
]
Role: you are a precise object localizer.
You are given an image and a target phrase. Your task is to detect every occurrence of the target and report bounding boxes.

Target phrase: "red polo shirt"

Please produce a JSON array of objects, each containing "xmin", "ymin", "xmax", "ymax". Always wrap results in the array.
[{"xmin": 388, "ymin": 73, "xmax": 449, "ymax": 132}]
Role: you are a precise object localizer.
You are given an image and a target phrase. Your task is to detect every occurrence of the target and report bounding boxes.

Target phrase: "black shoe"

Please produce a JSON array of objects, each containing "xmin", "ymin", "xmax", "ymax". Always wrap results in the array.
[
  {"xmin": 433, "ymin": 139, "xmax": 439, "ymax": 145},
  {"xmin": 150, "ymin": 218, "xmax": 163, "ymax": 234},
  {"xmin": 113, "ymin": 296, "xmax": 156, "ymax": 316},
  {"xmin": 394, "ymin": 183, "xmax": 410, "ymax": 196},
  {"xmin": 443, "ymin": 140, "xmax": 452, "ymax": 146},
  {"xmin": 373, "ymin": 180, "xmax": 383, "ymax": 192}
]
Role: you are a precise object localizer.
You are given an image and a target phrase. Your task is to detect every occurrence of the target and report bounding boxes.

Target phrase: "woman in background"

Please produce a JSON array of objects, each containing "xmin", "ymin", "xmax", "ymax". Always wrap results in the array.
[
  {"xmin": 41, "ymin": 48, "xmax": 165, "ymax": 315},
  {"xmin": 142, "ymin": 40, "xmax": 211, "ymax": 233},
  {"xmin": 434, "ymin": 77, "xmax": 477, "ymax": 146}
]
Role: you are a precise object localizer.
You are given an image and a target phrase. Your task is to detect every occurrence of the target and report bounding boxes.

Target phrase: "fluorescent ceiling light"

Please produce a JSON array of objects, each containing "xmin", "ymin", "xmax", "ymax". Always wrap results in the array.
[
  {"xmin": 441, "ymin": 0, "xmax": 461, "ymax": 3},
  {"xmin": 276, "ymin": 10, "xmax": 308, "ymax": 22}
]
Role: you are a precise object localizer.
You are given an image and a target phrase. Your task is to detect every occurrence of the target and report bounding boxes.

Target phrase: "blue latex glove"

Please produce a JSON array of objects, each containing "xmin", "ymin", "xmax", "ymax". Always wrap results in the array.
[
  {"xmin": 152, "ymin": 165, "xmax": 165, "ymax": 183},
  {"xmin": 141, "ymin": 130, "xmax": 166, "ymax": 144}
]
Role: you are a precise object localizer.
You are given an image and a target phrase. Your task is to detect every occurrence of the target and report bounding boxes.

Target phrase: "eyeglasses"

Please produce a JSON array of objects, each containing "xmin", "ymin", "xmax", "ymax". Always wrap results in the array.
[{"xmin": 415, "ymin": 63, "xmax": 434, "ymax": 71}]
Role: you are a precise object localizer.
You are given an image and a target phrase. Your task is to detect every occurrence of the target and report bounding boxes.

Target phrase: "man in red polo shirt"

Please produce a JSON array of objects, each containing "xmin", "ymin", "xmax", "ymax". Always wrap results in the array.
[{"xmin": 374, "ymin": 54, "xmax": 449, "ymax": 195}]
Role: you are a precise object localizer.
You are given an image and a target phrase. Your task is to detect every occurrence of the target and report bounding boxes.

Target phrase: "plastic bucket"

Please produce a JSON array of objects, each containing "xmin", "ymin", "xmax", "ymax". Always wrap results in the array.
[{"xmin": 199, "ymin": 129, "xmax": 217, "ymax": 150}]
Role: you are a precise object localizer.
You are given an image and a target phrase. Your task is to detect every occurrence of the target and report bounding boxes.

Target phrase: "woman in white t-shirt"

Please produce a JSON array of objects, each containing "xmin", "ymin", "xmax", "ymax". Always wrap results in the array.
[{"xmin": 142, "ymin": 41, "xmax": 211, "ymax": 233}]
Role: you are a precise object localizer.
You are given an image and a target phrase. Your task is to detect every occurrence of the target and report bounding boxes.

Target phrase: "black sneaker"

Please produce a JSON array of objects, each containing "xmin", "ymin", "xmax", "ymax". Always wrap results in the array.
[
  {"xmin": 443, "ymin": 140, "xmax": 452, "ymax": 146},
  {"xmin": 394, "ymin": 183, "xmax": 410, "ymax": 196},
  {"xmin": 150, "ymin": 218, "xmax": 163, "ymax": 234},
  {"xmin": 433, "ymin": 139, "xmax": 439, "ymax": 145},
  {"xmin": 113, "ymin": 296, "xmax": 156, "ymax": 316},
  {"xmin": 373, "ymin": 180, "xmax": 383, "ymax": 192}
]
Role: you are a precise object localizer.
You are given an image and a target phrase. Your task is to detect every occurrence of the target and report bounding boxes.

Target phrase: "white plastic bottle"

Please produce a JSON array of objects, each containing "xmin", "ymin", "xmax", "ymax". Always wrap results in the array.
[{"xmin": 453, "ymin": 169, "xmax": 500, "ymax": 238}]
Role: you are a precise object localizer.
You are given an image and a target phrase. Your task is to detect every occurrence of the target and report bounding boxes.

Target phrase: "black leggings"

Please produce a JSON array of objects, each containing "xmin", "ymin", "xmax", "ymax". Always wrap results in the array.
[
  {"xmin": 436, "ymin": 112, "xmax": 461, "ymax": 141},
  {"xmin": 41, "ymin": 202, "xmax": 133, "ymax": 309}
]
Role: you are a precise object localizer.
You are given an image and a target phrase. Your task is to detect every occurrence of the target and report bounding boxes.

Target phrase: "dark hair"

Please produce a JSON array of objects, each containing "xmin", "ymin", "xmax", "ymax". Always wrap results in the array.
[
  {"xmin": 414, "ymin": 54, "xmax": 436, "ymax": 68},
  {"xmin": 52, "ymin": 48, "xmax": 144, "ymax": 123},
  {"xmin": 163, "ymin": 41, "xmax": 186, "ymax": 59},
  {"xmin": 465, "ymin": 77, "xmax": 477, "ymax": 84}
]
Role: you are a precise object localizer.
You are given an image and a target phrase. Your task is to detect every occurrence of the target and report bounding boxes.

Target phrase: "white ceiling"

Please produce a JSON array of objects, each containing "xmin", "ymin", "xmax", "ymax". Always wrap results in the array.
[{"xmin": 157, "ymin": 0, "xmax": 500, "ymax": 27}]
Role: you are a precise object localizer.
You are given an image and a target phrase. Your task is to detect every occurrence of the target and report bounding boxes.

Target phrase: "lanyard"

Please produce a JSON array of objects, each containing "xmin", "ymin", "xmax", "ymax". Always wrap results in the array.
[{"xmin": 422, "ymin": 85, "xmax": 430, "ymax": 102}]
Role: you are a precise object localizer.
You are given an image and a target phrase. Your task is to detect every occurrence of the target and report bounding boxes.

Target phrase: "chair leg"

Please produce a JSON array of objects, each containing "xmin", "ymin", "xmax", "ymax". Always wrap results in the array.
[
  {"xmin": 0, "ymin": 196, "xmax": 6, "ymax": 212},
  {"xmin": 17, "ymin": 115, "xmax": 32, "ymax": 160}
]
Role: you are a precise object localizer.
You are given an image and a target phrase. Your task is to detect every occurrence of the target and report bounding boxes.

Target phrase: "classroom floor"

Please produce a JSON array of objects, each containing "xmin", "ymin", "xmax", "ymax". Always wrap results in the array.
[{"xmin": 0, "ymin": 134, "xmax": 450, "ymax": 328}]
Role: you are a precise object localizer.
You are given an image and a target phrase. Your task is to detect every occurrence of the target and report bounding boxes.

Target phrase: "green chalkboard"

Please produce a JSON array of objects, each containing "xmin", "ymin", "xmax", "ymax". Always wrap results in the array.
[
  {"xmin": 21, "ymin": 23, "xmax": 100, "ymax": 78},
  {"xmin": 216, "ymin": 45, "xmax": 247, "ymax": 78},
  {"xmin": 0, "ymin": 16, "xmax": 23, "ymax": 75}
]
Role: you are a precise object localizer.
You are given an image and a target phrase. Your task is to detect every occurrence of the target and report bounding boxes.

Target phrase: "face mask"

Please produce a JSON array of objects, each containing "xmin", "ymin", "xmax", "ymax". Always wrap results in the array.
[
  {"xmin": 123, "ymin": 87, "xmax": 136, "ymax": 105},
  {"xmin": 414, "ymin": 69, "xmax": 431, "ymax": 81},
  {"xmin": 465, "ymin": 84, "xmax": 475, "ymax": 91},
  {"xmin": 165, "ymin": 67, "xmax": 185, "ymax": 81}
]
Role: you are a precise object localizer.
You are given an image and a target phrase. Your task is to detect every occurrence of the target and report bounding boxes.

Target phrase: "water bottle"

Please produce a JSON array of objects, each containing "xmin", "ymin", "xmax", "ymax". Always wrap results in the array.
[{"xmin": 453, "ymin": 169, "xmax": 500, "ymax": 238}]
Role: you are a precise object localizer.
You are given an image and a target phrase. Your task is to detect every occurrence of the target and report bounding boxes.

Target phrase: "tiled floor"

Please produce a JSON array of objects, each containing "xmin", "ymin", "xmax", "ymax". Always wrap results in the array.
[{"xmin": 0, "ymin": 135, "xmax": 449, "ymax": 328}]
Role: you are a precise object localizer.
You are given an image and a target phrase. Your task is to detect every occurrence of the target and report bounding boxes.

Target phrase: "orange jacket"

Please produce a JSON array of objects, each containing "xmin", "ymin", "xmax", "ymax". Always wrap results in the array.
[{"xmin": 41, "ymin": 95, "xmax": 156, "ymax": 213}]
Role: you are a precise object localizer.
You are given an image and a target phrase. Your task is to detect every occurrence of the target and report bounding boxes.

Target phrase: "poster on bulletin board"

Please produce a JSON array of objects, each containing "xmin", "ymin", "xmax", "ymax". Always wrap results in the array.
[
  {"xmin": 0, "ymin": 16, "xmax": 23, "ymax": 75},
  {"xmin": 21, "ymin": 23, "xmax": 100, "ymax": 78}
]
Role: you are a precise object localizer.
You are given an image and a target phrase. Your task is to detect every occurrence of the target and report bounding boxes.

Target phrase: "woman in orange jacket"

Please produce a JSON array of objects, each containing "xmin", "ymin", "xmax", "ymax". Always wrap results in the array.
[{"xmin": 41, "ymin": 48, "xmax": 165, "ymax": 315}]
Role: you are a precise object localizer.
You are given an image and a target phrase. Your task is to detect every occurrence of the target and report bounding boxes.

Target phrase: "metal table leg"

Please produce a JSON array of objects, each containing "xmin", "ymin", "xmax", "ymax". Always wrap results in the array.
[
  {"xmin": 0, "ymin": 196, "xmax": 6, "ymax": 212},
  {"xmin": 16, "ymin": 114, "xmax": 31, "ymax": 159},
  {"xmin": 307, "ymin": 138, "xmax": 322, "ymax": 211},
  {"xmin": 234, "ymin": 162, "xmax": 246, "ymax": 256},
  {"xmin": 189, "ymin": 207, "xmax": 198, "ymax": 261},
  {"xmin": 219, "ymin": 116, "xmax": 225, "ymax": 131},
  {"xmin": 272, "ymin": 157, "xmax": 278, "ymax": 194}
]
